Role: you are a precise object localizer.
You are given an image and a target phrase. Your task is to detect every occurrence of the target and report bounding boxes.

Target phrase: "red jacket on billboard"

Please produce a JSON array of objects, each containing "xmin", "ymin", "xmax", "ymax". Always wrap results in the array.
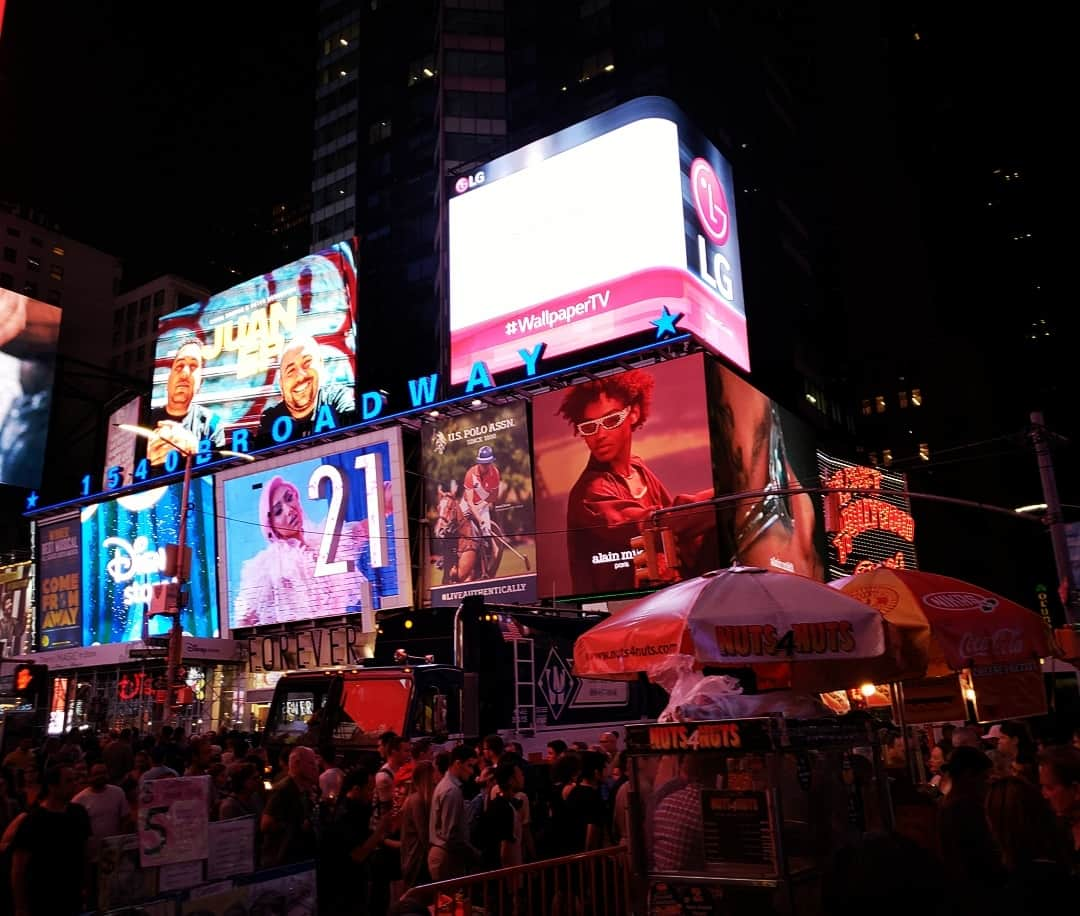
[{"xmin": 566, "ymin": 455, "xmax": 673, "ymax": 594}]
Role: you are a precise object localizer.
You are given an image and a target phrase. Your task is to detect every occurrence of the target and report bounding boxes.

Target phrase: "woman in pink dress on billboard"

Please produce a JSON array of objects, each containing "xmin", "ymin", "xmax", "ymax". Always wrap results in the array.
[{"xmin": 232, "ymin": 475, "xmax": 372, "ymax": 627}]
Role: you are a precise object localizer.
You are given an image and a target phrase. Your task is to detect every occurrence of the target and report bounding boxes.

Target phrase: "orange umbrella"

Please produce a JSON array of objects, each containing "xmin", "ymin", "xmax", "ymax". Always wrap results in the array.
[
  {"xmin": 832, "ymin": 568, "xmax": 1053, "ymax": 678},
  {"xmin": 573, "ymin": 566, "xmax": 922, "ymax": 692}
]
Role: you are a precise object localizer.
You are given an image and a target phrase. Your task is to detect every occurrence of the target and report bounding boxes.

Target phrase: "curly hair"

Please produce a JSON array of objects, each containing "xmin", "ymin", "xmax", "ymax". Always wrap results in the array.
[{"xmin": 556, "ymin": 368, "xmax": 655, "ymax": 433}]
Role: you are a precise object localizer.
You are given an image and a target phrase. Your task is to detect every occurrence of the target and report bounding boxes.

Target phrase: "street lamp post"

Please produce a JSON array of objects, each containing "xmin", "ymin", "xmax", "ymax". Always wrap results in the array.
[
  {"xmin": 117, "ymin": 424, "xmax": 253, "ymax": 731},
  {"xmin": 1030, "ymin": 412, "xmax": 1079, "ymax": 627}
]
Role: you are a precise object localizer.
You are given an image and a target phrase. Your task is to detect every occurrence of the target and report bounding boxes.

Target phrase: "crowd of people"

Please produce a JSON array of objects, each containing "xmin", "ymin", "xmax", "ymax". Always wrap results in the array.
[
  {"xmin": 0, "ymin": 719, "xmax": 1078, "ymax": 915},
  {"xmin": 862, "ymin": 721, "xmax": 1080, "ymax": 915},
  {"xmin": 0, "ymin": 726, "xmax": 630, "ymax": 916}
]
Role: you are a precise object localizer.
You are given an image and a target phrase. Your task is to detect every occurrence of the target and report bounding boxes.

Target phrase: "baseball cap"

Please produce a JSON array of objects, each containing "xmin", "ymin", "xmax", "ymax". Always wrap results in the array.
[{"xmin": 982, "ymin": 724, "xmax": 1004, "ymax": 741}]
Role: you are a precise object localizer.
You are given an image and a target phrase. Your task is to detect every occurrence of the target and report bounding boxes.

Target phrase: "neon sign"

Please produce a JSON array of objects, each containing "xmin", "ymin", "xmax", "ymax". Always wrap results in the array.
[{"xmin": 819, "ymin": 453, "xmax": 919, "ymax": 580}]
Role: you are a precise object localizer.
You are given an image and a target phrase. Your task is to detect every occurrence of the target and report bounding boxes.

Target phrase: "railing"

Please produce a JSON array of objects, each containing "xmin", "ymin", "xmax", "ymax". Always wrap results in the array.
[{"xmin": 403, "ymin": 846, "xmax": 633, "ymax": 915}]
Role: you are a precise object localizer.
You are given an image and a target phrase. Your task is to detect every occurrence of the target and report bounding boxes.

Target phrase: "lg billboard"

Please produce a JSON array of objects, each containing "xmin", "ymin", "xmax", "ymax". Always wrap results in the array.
[{"xmin": 449, "ymin": 97, "xmax": 747, "ymax": 383}]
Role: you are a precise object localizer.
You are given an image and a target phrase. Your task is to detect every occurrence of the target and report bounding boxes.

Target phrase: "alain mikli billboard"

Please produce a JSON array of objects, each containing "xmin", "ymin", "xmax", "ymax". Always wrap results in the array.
[{"xmin": 448, "ymin": 97, "xmax": 748, "ymax": 383}]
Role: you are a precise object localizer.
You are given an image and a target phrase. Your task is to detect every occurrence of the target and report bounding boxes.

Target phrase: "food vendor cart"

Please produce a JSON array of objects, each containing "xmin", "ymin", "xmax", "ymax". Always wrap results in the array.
[{"xmin": 624, "ymin": 714, "xmax": 892, "ymax": 915}]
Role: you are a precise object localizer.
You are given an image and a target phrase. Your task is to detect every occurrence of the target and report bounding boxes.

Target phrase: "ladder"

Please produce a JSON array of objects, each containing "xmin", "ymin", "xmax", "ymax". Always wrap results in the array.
[{"xmin": 512, "ymin": 638, "xmax": 536, "ymax": 732}]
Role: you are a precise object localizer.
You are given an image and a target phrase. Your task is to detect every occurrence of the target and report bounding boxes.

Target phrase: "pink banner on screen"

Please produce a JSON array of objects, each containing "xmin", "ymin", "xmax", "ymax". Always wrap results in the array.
[{"xmin": 450, "ymin": 267, "xmax": 749, "ymax": 383}]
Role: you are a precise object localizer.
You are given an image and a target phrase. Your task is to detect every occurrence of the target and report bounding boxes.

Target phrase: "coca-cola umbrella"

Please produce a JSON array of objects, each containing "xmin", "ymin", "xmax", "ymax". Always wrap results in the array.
[
  {"xmin": 573, "ymin": 565, "xmax": 919, "ymax": 692},
  {"xmin": 831, "ymin": 568, "xmax": 1054, "ymax": 677}
]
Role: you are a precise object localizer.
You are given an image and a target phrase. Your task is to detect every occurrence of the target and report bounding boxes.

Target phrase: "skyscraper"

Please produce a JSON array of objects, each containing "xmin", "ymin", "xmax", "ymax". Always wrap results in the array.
[{"xmin": 312, "ymin": 0, "xmax": 887, "ymax": 427}]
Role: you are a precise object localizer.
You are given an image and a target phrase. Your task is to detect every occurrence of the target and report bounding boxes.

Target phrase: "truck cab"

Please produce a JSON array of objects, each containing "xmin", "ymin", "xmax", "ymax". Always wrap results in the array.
[{"xmin": 264, "ymin": 663, "xmax": 463, "ymax": 768}]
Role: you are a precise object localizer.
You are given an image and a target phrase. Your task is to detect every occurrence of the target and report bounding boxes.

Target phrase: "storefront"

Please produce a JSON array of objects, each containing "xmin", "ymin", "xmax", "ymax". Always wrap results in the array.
[
  {"xmin": 17, "ymin": 637, "xmax": 243, "ymax": 735},
  {"xmin": 234, "ymin": 619, "xmax": 376, "ymax": 731}
]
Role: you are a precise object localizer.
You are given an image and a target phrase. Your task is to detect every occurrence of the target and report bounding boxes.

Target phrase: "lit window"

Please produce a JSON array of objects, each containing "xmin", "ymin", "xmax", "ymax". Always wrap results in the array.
[
  {"xmin": 875, "ymin": 395, "xmax": 886, "ymax": 413},
  {"xmin": 861, "ymin": 399, "xmax": 872, "ymax": 416},
  {"xmin": 49, "ymin": 264, "xmax": 64, "ymax": 281},
  {"xmin": 919, "ymin": 443, "xmax": 930, "ymax": 461},
  {"xmin": 26, "ymin": 256, "xmax": 40, "ymax": 272},
  {"xmin": 52, "ymin": 245, "xmax": 65, "ymax": 256},
  {"xmin": 882, "ymin": 449, "xmax": 893, "ymax": 467},
  {"xmin": 910, "ymin": 388, "xmax": 922, "ymax": 407},
  {"xmin": 898, "ymin": 390, "xmax": 909, "ymax": 409}
]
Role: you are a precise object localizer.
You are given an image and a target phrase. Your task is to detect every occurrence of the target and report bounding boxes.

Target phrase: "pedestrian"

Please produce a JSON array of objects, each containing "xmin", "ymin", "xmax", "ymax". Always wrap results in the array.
[
  {"xmin": 10, "ymin": 766, "xmax": 91, "ymax": 915},
  {"xmin": 428, "ymin": 744, "xmax": 480, "ymax": 881},
  {"xmin": 400, "ymin": 761, "xmax": 436, "ymax": 890},
  {"xmin": 259, "ymin": 745, "xmax": 319, "ymax": 869}
]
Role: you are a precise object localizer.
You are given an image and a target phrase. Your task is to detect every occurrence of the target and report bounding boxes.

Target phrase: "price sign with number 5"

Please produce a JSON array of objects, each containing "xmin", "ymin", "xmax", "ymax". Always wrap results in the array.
[{"xmin": 137, "ymin": 776, "xmax": 210, "ymax": 867}]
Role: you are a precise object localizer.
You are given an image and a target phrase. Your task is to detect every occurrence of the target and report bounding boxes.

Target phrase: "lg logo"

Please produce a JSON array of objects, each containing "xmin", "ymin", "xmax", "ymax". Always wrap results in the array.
[
  {"xmin": 690, "ymin": 157, "xmax": 734, "ymax": 302},
  {"xmin": 690, "ymin": 158, "xmax": 730, "ymax": 246},
  {"xmin": 454, "ymin": 171, "xmax": 486, "ymax": 194}
]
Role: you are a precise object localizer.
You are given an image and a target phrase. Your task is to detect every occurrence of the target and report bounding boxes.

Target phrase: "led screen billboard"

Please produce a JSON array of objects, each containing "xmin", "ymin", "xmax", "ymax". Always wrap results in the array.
[
  {"xmin": 421, "ymin": 402, "xmax": 537, "ymax": 606},
  {"xmin": 818, "ymin": 452, "xmax": 918, "ymax": 580},
  {"xmin": 218, "ymin": 428, "xmax": 411, "ymax": 630},
  {"xmin": 0, "ymin": 289, "xmax": 61, "ymax": 489},
  {"xmin": 36, "ymin": 514, "xmax": 81, "ymax": 650},
  {"xmin": 143, "ymin": 240, "xmax": 357, "ymax": 475},
  {"xmin": 532, "ymin": 355, "xmax": 823, "ymax": 599},
  {"xmin": 448, "ymin": 97, "xmax": 746, "ymax": 384},
  {"xmin": 0, "ymin": 562, "xmax": 31, "ymax": 657},
  {"xmin": 81, "ymin": 479, "xmax": 219, "ymax": 645},
  {"xmin": 533, "ymin": 355, "xmax": 718, "ymax": 597},
  {"xmin": 707, "ymin": 362, "xmax": 825, "ymax": 580}
]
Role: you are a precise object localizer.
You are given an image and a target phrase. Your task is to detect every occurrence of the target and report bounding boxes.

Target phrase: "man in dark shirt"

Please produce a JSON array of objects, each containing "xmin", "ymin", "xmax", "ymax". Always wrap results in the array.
[
  {"xmin": 260, "ymin": 745, "xmax": 319, "ymax": 868},
  {"xmin": 11, "ymin": 765, "xmax": 91, "ymax": 915},
  {"xmin": 254, "ymin": 335, "xmax": 355, "ymax": 448},
  {"xmin": 145, "ymin": 338, "xmax": 225, "ymax": 471}
]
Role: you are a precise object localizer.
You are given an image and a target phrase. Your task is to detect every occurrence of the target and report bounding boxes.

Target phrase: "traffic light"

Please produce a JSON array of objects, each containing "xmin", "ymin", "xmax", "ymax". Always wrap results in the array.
[{"xmin": 12, "ymin": 663, "xmax": 47, "ymax": 707}]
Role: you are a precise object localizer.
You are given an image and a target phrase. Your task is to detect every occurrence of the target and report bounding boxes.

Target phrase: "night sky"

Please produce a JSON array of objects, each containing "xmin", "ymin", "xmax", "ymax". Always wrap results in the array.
[
  {"xmin": 0, "ymin": 4, "xmax": 1070, "ymax": 587},
  {"xmin": 0, "ymin": 2, "xmax": 317, "ymax": 284}
]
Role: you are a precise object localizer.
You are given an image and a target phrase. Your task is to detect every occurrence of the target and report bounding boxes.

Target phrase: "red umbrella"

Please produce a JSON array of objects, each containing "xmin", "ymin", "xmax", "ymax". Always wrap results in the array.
[
  {"xmin": 831, "ymin": 568, "xmax": 1053, "ymax": 677},
  {"xmin": 574, "ymin": 566, "xmax": 906, "ymax": 691}
]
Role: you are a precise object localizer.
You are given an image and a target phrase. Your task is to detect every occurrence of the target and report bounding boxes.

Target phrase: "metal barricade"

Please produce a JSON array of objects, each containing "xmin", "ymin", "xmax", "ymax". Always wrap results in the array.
[{"xmin": 404, "ymin": 846, "xmax": 633, "ymax": 916}]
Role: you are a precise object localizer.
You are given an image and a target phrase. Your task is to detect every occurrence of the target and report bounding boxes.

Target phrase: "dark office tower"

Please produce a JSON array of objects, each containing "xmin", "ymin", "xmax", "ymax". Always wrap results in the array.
[
  {"xmin": 312, "ymin": 1, "xmax": 928, "ymax": 431},
  {"xmin": 433, "ymin": 0, "xmax": 509, "ymax": 385},
  {"xmin": 313, "ymin": 0, "xmax": 440, "ymax": 391},
  {"xmin": 499, "ymin": 1, "xmax": 852, "ymax": 425}
]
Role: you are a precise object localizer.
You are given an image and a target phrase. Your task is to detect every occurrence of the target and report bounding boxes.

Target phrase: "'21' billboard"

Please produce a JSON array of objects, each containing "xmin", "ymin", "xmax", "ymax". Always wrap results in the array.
[
  {"xmin": 217, "ymin": 428, "xmax": 412, "ymax": 631},
  {"xmin": 449, "ymin": 97, "xmax": 747, "ymax": 382}
]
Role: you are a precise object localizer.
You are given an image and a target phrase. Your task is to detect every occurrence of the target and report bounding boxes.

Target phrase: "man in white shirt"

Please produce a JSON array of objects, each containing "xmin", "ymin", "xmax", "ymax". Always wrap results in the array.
[{"xmin": 73, "ymin": 764, "xmax": 131, "ymax": 838}]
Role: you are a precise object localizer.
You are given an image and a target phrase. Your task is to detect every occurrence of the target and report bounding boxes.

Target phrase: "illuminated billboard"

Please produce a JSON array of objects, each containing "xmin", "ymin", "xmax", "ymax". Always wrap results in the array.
[
  {"xmin": 708, "ymin": 362, "xmax": 824, "ymax": 579},
  {"xmin": 37, "ymin": 515, "xmax": 82, "ymax": 649},
  {"xmin": 0, "ymin": 289, "xmax": 61, "ymax": 489},
  {"xmin": 818, "ymin": 452, "xmax": 918, "ymax": 580},
  {"xmin": 218, "ymin": 428, "xmax": 411, "ymax": 630},
  {"xmin": 421, "ymin": 403, "xmax": 537, "ymax": 606},
  {"xmin": 532, "ymin": 355, "xmax": 823, "ymax": 599},
  {"xmin": 143, "ymin": 240, "xmax": 357, "ymax": 475},
  {"xmin": 0, "ymin": 562, "xmax": 31, "ymax": 657},
  {"xmin": 81, "ymin": 479, "xmax": 219, "ymax": 646},
  {"xmin": 449, "ymin": 97, "xmax": 747, "ymax": 384}
]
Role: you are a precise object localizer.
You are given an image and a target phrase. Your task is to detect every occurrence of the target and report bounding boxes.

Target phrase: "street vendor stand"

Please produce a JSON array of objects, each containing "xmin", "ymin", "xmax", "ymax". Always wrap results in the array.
[{"xmin": 624, "ymin": 715, "xmax": 891, "ymax": 916}]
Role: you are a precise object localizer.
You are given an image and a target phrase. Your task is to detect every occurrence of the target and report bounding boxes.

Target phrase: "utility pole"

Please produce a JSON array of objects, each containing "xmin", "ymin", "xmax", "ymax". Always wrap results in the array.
[{"xmin": 1030, "ymin": 412, "xmax": 1079, "ymax": 627}]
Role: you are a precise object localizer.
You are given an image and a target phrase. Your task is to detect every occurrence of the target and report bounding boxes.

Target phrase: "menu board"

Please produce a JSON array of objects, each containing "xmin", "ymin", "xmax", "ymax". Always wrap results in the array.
[{"xmin": 700, "ymin": 789, "xmax": 776, "ymax": 872}]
